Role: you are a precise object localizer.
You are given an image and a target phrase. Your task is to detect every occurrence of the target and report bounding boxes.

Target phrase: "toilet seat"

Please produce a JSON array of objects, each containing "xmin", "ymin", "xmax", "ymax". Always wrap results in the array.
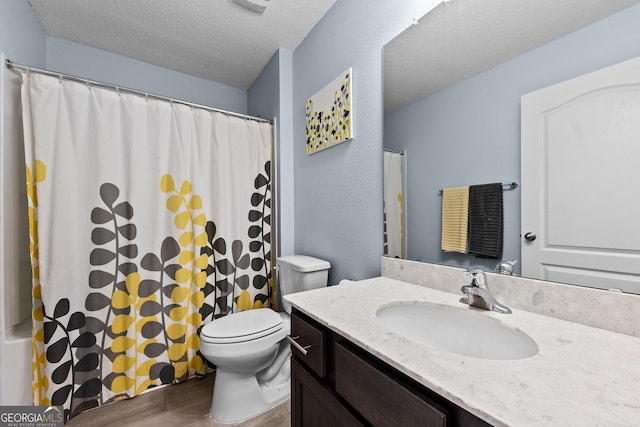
[{"xmin": 201, "ymin": 308, "xmax": 284, "ymax": 344}]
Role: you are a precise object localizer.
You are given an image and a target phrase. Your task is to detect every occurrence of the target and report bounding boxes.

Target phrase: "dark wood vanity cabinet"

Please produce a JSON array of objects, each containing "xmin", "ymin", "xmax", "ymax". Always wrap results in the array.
[
  {"xmin": 290, "ymin": 309, "xmax": 492, "ymax": 427},
  {"xmin": 291, "ymin": 358, "xmax": 365, "ymax": 427}
]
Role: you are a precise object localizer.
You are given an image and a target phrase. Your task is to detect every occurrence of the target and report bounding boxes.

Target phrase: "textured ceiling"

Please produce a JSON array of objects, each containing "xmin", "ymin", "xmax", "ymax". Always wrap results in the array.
[
  {"xmin": 28, "ymin": 0, "xmax": 336, "ymax": 90},
  {"xmin": 384, "ymin": 0, "xmax": 640, "ymax": 113}
]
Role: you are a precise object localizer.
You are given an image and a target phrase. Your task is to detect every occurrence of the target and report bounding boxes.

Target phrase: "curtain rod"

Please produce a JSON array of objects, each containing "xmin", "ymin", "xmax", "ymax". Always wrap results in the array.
[
  {"xmin": 438, "ymin": 182, "xmax": 518, "ymax": 194},
  {"xmin": 5, "ymin": 59, "xmax": 273, "ymax": 124},
  {"xmin": 383, "ymin": 148, "xmax": 404, "ymax": 155}
]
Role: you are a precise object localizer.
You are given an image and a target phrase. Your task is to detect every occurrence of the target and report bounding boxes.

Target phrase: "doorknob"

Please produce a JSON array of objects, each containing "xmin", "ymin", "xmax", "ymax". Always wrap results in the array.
[{"xmin": 524, "ymin": 232, "xmax": 537, "ymax": 241}]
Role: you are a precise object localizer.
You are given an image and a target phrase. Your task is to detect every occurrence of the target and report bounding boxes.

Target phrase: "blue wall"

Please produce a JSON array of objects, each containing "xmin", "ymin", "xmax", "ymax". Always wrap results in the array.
[
  {"xmin": 0, "ymin": 0, "xmax": 47, "ymax": 185},
  {"xmin": 276, "ymin": 49, "xmax": 294, "ymax": 257},
  {"xmin": 0, "ymin": 1, "xmax": 46, "ymax": 67},
  {"xmin": 248, "ymin": 48, "xmax": 295, "ymax": 258},
  {"xmin": 46, "ymin": 36, "xmax": 247, "ymax": 113},
  {"xmin": 384, "ymin": 4, "xmax": 640, "ymax": 273},
  {"xmin": 292, "ymin": 0, "xmax": 441, "ymax": 284},
  {"xmin": 248, "ymin": 50, "xmax": 280, "ymax": 120},
  {"xmin": 11, "ymin": 0, "xmax": 639, "ymax": 293}
]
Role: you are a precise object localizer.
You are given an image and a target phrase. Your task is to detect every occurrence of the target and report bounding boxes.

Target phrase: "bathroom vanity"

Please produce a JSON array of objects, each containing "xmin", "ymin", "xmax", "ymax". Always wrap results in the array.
[
  {"xmin": 290, "ymin": 309, "xmax": 490, "ymax": 426},
  {"xmin": 285, "ymin": 269, "xmax": 640, "ymax": 426}
]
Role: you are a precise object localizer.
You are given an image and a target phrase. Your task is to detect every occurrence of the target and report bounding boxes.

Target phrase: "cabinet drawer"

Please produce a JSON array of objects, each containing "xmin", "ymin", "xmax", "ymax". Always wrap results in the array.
[
  {"xmin": 290, "ymin": 311, "xmax": 326, "ymax": 378},
  {"xmin": 334, "ymin": 342, "xmax": 447, "ymax": 427},
  {"xmin": 291, "ymin": 358, "xmax": 364, "ymax": 427}
]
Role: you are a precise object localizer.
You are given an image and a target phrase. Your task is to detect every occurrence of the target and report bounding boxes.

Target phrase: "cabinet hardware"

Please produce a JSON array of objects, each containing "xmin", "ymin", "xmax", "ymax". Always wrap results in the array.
[{"xmin": 287, "ymin": 335, "xmax": 311, "ymax": 355}]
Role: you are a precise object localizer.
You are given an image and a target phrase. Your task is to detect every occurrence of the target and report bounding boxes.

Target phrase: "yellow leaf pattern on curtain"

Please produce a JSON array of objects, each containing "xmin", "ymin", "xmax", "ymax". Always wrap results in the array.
[
  {"xmin": 22, "ymin": 72, "xmax": 273, "ymax": 421},
  {"xmin": 28, "ymin": 160, "xmax": 49, "ymax": 406},
  {"xmin": 30, "ymin": 170, "xmax": 271, "ymax": 419}
]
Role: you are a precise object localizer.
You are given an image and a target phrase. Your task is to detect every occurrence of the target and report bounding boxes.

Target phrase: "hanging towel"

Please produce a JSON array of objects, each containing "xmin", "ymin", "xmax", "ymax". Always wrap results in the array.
[
  {"xmin": 468, "ymin": 183, "xmax": 504, "ymax": 258},
  {"xmin": 441, "ymin": 186, "xmax": 469, "ymax": 253}
]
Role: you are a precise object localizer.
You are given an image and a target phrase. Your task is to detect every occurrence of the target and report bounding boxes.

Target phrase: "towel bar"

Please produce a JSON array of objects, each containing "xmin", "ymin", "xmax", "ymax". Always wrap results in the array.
[{"xmin": 438, "ymin": 181, "xmax": 518, "ymax": 194}]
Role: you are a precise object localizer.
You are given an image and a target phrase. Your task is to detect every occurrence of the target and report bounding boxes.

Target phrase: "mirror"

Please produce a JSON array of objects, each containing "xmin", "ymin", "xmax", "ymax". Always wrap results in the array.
[{"xmin": 382, "ymin": 0, "xmax": 640, "ymax": 293}]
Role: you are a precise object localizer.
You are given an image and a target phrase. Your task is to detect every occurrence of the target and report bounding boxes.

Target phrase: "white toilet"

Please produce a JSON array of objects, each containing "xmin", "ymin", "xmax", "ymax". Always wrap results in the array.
[{"xmin": 199, "ymin": 255, "xmax": 330, "ymax": 423}]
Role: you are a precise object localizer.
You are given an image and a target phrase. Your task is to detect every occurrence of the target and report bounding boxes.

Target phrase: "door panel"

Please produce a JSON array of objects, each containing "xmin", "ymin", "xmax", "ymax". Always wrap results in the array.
[{"xmin": 521, "ymin": 56, "xmax": 640, "ymax": 293}]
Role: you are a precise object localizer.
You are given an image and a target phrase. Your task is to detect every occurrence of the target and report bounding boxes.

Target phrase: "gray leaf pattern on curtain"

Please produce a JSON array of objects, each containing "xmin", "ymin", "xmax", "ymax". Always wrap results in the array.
[{"xmin": 24, "ymin": 72, "xmax": 273, "ymax": 422}]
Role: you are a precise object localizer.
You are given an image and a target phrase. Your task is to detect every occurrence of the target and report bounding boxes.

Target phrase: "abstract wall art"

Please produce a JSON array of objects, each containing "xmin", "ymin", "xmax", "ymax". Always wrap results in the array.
[{"xmin": 305, "ymin": 68, "xmax": 353, "ymax": 155}]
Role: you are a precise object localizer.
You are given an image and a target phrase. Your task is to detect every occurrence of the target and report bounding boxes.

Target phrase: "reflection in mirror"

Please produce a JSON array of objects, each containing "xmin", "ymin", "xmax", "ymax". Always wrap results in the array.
[
  {"xmin": 520, "ymin": 57, "xmax": 640, "ymax": 294},
  {"xmin": 383, "ymin": 149, "xmax": 406, "ymax": 259},
  {"xmin": 382, "ymin": 0, "xmax": 640, "ymax": 293}
]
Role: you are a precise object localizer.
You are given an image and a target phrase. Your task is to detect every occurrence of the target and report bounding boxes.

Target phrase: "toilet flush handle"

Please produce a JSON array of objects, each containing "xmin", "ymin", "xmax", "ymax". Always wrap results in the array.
[{"xmin": 287, "ymin": 335, "xmax": 311, "ymax": 356}]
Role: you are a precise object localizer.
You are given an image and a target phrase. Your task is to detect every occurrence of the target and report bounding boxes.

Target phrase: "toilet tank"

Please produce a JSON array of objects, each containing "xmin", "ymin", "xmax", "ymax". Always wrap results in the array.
[{"xmin": 278, "ymin": 255, "xmax": 330, "ymax": 314}]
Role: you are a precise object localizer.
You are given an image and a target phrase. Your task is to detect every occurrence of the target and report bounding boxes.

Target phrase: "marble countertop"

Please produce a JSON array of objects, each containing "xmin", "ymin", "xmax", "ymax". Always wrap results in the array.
[{"xmin": 284, "ymin": 277, "xmax": 640, "ymax": 426}]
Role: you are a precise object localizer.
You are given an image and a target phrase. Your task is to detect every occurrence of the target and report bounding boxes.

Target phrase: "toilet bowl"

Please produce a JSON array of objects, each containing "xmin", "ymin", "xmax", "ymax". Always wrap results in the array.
[
  {"xmin": 199, "ymin": 255, "xmax": 330, "ymax": 423},
  {"xmin": 200, "ymin": 309, "xmax": 291, "ymax": 423}
]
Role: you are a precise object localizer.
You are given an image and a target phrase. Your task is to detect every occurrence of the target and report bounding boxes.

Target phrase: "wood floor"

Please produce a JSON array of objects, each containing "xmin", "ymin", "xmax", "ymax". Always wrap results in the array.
[{"xmin": 66, "ymin": 373, "xmax": 290, "ymax": 427}]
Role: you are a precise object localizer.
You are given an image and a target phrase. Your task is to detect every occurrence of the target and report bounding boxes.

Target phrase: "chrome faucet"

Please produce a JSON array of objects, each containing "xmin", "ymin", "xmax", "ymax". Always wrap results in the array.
[{"xmin": 460, "ymin": 269, "xmax": 512, "ymax": 314}]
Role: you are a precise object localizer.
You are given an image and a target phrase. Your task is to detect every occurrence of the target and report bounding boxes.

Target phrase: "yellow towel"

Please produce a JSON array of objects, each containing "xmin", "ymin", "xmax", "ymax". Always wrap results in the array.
[{"xmin": 441, "ymin": 186, "xmax": 469, "ymax": 253}]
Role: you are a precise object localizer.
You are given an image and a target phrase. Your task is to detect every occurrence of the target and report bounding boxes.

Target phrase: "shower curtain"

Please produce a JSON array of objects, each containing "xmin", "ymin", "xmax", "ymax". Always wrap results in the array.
[
  {"xmin": 383, "ymin": 151, "xmax": 404, "ymax": 258},
  {"xmin": 22, "ymin": 73, "xmax": 273, "ymax": 419}
]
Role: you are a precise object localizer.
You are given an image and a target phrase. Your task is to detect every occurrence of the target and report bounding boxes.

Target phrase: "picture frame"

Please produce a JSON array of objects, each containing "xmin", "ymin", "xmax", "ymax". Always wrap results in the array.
[{"xmin": 305, "ymin": 68, "xmax": 353, "ymax": 155}]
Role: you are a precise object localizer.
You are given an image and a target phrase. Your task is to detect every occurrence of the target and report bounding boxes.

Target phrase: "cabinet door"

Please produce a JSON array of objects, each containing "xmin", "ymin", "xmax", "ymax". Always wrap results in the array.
[
  {"xmin": 291, "ymin": 358, "xmax": 364, "ymax": 427},
  {"xmin": 334, "ymin": 342, "xmax": 447, "ymax": 427}
]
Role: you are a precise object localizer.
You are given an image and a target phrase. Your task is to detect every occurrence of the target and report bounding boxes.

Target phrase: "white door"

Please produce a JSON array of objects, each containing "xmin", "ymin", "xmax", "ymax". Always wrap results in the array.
[{"xmin": 521, "ymin": 56, "xmax": 640, "ymax": 293}]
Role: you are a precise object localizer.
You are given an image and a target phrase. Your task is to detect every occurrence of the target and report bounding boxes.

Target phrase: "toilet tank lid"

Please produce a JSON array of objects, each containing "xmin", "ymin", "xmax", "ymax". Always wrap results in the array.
[{"xmin": 277, "ymin": 255, "xmax": 331, "ymax": 272}]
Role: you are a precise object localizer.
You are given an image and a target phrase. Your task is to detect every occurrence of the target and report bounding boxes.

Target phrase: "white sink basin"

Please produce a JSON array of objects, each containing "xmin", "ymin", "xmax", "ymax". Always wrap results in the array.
[{"xmin": 376, "ymin": 302, "xmax": 538, "ymax": 360}]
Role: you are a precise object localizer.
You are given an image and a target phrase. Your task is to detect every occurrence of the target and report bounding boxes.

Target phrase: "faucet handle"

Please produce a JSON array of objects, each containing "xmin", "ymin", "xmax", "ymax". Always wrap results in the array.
[
  {"xmin": 495, "ymin": 260, "xmax": 517, "ymax": 275},
  {"xmin": 464, "ymin": 269, "xmax": 487, "ymax": 287}
]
